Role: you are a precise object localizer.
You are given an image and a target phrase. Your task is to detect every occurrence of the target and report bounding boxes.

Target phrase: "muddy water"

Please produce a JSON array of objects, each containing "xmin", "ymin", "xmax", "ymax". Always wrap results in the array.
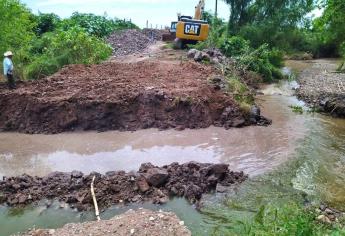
[
  {"xmin": 1, "ymin": 60, "xmax": 345, "ymax": 235},
  {"xmin": 0, "ymin": 95, "xmax": 306, "ymax": 178}
]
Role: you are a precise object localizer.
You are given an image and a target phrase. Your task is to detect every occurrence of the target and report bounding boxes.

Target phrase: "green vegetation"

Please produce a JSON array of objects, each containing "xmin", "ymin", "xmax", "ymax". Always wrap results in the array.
[
  {"xmin": 219, "ymin": 203, "xmax": 345, "ymax": 236},
  {"xmin": 0, "ymin": 0, "xmax": 137, "ymax": 80},
  {"xmin": 195, "ymin": 12, "xmax": 284, "ymax": 82},
  {"xmin": 289, "ymin": 105, "xmax": 304, "ymax": 114},
  {"xmin": 25, "ymin": 27, "xmax": 112, "ymax": 79}
]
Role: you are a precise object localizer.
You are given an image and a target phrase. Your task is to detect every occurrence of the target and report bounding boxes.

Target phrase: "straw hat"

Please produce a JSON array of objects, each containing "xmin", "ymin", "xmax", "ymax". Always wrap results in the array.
[{"xmin": 4, "ymin": 51, "xmax": 13, "ymax": 57}]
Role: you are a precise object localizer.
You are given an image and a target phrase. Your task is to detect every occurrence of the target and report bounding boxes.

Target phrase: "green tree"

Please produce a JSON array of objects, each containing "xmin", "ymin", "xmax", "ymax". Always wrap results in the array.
[
  {"xmin": 223, "ymin": 0, "xmax": 252, "ymax": 35},
  {"xmin": 313, "ymin": 0, "xmax": 345, "ymax": 56},
  {"xmin": 0, "ymin": 0, "xmax": 36, "ymax": 79},
  {"xmin": 34, "ymin": 13, "xmax": 61, "ymax": 35},
  {"xmin": 222, "ymin": 0, "xmax": 315, "ymax": 51}
]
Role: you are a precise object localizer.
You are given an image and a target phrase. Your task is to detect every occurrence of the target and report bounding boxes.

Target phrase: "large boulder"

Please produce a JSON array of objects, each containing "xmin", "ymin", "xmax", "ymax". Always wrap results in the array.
[
  {"xmin": 206, "ymin": 164, "xmax": 229, "ymax": 179},
  {"xmin": 143, "ymin": 168, "xmax": 169, "ymax": 187}
]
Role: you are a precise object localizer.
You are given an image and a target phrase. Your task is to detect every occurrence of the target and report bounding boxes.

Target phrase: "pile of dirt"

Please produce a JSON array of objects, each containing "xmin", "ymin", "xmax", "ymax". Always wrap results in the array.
[
  {"xmin": 296, "ymin": 60, "xmax": 345, "ymax": 117},
  {"xmin": 106, "ymin": 29, "xmax": 153, "ymax": 56},
  {"xmin": 21, "ymin": 209, "xmax": 191, "ymax": 236},
  {"xmin": 0, "ymin": 162, "xmax": 247, "ymax": 211},
  {"xmin": 0, "ymin": 60, "xmax": 268, "ymax": 134}
]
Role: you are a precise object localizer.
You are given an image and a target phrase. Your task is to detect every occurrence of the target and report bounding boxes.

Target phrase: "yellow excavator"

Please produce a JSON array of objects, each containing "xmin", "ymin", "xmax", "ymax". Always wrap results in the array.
[{"xmin": 174, "ymin": 0, "xmax": 210, "ymax": 49}]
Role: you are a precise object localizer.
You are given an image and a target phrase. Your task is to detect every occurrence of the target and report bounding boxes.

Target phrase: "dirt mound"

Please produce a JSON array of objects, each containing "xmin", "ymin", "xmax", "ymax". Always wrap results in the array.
[
  {"xmin": 0, "ymin": 162, "xmax": 247, "ymax": 211},
  {"xmin": 22, "ymin": 209, "xmax": 191, "ymax": 236},
  {"xmin": 0, "ymin": 60, "xmax": 266, "ymax": 134},
  {"xmin": 106, "ymin": 29, "xmax": 153, "ymax": 56}
]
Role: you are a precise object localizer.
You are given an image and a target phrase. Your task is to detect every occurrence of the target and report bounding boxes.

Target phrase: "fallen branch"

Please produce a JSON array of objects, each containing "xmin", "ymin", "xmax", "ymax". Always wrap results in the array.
[{"xmin": 91, "ymin": 176, "xmax": 101, "ymax": 221}]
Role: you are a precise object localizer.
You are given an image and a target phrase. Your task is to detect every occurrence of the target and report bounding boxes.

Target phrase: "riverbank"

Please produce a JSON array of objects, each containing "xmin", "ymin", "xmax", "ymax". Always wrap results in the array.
[
  {"xmin": 20, "ymin": 209, "xmax": 191, "ymax": 236},
  {"xmin": 296, "ymin": 59, "xmax": 345, "ymax": 117},
  {"xmin": 0, "ymin": 45, "xmax": 270, "ymax": 134}
]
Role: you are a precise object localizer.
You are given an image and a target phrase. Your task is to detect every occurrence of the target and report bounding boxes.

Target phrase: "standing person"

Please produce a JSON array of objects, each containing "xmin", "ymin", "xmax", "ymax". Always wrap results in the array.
[{"xmin": 3, "ymin": 51, "xmax": 15, "ymax": 89}]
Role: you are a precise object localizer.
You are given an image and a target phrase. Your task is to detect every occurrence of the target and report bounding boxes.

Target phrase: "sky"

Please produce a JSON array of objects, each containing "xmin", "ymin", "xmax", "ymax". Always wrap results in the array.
[{"xmin": 21, "ymin": 0, "xmax": 231, "ymax": 28}]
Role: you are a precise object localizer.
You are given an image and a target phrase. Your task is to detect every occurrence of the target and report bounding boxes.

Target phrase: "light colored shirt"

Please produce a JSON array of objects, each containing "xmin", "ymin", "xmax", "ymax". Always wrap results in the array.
[{"xmin": 3, "ymin": 57, "xmax": 13, "ymax": 75}]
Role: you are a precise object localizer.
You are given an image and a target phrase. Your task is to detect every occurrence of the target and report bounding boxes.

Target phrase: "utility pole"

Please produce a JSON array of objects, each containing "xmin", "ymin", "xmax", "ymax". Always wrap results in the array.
[{"xmin": 215, "ymin": 0, "xmax": 218, "ymax": 18}]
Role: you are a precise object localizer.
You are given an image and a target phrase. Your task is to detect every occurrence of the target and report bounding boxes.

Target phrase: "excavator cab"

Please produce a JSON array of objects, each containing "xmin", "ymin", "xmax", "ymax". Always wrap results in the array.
[{"xmin": 173, "ymin": 0, "xmax": 209, "ymax": 49}]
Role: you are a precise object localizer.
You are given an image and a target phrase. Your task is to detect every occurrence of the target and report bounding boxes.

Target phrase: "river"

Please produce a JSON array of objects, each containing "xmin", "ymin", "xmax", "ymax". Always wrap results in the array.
[{"xmin": 0, "ymin": 59, "xmax": 344, "ymax": 235}]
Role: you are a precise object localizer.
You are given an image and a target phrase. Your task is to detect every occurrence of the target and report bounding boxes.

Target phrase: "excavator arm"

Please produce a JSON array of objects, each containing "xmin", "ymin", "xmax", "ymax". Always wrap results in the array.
[{"xmin": 194, "ymin": 0, "xmax": 205, "ymax": 20}]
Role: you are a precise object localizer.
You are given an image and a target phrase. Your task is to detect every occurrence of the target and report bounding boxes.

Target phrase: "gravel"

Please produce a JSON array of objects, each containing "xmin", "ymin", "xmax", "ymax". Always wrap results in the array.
[
  {"xmin": 106, "ymin": 29, "xmax": 154, "ymax": 56},
  {"xmin": 20, "ymin": 209, "xmax": 191, "ymax": 236}
]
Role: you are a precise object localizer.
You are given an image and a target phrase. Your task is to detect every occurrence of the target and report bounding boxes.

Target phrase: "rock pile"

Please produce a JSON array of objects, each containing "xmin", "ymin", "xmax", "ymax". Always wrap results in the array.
[
  {"xmin": 0, "ymin": 162, "xmax": 247, "ymax": 211},
  {"xmin": 21, "ymin": 209, "xmax": 191, "ymax": 236},
  {"xmin": 106, "ymin": 29, "xmax": 153, "ymax": 56},
  {"xmin": 187, "ymin": 48, "xmax": 229, "ymax": 65},
  {"xmin": 316, "ymin": 204, "xmax": 345, "ymax": 224}
]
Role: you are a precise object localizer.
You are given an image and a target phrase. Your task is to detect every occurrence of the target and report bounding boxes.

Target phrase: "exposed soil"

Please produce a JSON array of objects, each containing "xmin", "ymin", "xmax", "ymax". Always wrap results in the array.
[
  {"xmin": 0, "ymin": 162, "xmax": 247, "ymax": 211},
  {"xmin": 0, "ymin": 59, "xmax": 268, "ymax": 134},
  {"xmin": 20, "ymin": 209, "xmax": 191, "ymax": 236},
  {"xmin": 296, "ymin": 59, "xmax": 345, "ymax": 117}
]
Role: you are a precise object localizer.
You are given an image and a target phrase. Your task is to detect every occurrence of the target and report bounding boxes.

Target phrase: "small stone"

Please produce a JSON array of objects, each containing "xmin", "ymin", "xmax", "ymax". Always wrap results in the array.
[
  {"xmin": 130, "ymin": 229, "xmax": 135, "ymax": 234},
  {"xmin": 317, "ymin": 215, "xmax": 332, "ymax": 224},
  {"xmin": 149, "ymin": 217, "xmax": 155, "ymax": 221},
  {"xmin": 179, "ymin": 221, "xmax": 185, "ymax": 226},
  {"xmin": 324, "ymin": 208, "xmax": 333, "ymax": 214},
  {"xmin": 216, "ymin": 184, "xmax": 228, "ymax": 193},
  {"xmin": 48, "ymin": 229, "xmax": 56, "ymax": 235}
]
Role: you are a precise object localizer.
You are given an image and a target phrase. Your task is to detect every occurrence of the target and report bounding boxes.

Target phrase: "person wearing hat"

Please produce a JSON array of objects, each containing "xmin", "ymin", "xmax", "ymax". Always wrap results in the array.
[{"xmin": 3, "ymin": 51, "xmax": 16, "ymax": 89}]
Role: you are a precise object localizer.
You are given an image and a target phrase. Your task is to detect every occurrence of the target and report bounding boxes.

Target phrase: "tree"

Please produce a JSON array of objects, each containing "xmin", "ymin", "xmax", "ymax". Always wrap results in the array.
[
  {"xmin": 222, "ymin": 0, "xmax": 315, "ymax": 50},
  {"xmin": 0, "ymin": 0, "xmax": 36, "ymax": 54},
  {"xmin": 314, "ymin": 0, "xmax": 345, "ymax": 54},
  {"xmin": 223, "ymin": 0, "xmax": 252, "ymax": 35},
  {"xmin": 35, "ymin": 13, "xmax": 61, "ymax": 35}
]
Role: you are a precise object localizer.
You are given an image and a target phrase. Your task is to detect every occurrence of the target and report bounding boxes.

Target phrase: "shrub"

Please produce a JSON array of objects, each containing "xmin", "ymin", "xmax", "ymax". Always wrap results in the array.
[
  {"xmin": 237, "ymin": 44, "xmax": 284, "ymax": 82},
  {"xmin": 60, "ymin": 12, "xmax": 138, "ymax": 38},
  {"xmin": 34, "ymin": 13, "xmax": 61, "ymax": 35},
  {"xmin": 221, "ymin": 36, "xmax": 250, "ymax": 57},
  {"xmin": 24, "ymin": 27, "xmax": 112, "ymax": 79}
]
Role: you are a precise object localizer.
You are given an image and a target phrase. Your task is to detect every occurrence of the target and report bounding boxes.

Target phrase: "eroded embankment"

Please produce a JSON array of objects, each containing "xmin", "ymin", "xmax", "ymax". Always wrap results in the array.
[
  {"xmin": 0, "ymin": 61, "xmax": 267, "ymax": 134},
  {"xmin": 296, "ymin": 60, "xmax": 345, "ymax": 117},
  {"xmin": 0, "ymin": 162, "xmax": 247, "ymax": 211}
]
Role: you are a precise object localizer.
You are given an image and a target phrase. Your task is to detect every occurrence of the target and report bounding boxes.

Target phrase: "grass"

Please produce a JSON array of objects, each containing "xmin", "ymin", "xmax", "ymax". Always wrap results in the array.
[
  {"xmin": 289, "ymin": 105, "xmax": 304, "ymax": 114},
  {"xmin": 208, "ymin": 202, "xmax": 345, "ymax": 236},
  {"xmin": 226, "ymin": 76, "xmax": 254, "ymax": 115}
]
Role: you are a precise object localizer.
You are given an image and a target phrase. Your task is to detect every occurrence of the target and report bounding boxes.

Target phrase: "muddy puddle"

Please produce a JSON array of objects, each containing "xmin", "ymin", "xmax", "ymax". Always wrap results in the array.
[{"xmin": 1, "ymin": 60, "xmax": 345, "ymax": 235}]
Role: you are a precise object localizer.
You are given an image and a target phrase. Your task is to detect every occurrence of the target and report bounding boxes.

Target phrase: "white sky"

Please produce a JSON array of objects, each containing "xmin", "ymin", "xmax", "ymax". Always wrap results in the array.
[{"xmin": 21, "ymin": 0, "xmax": 231, "ymax": 28}]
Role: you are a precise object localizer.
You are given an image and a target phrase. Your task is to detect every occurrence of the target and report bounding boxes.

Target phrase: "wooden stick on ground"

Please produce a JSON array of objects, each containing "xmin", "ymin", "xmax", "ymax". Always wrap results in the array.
[{"xmin": 91, "ymin": 176, "xmax": 101, "ymax": 221}]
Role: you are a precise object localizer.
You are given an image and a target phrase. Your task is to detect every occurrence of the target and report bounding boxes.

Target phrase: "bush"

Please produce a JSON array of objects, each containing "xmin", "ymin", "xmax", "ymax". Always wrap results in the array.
[
  {"xmin": 24, "ymin": 27, "xmax": 112, "ymax": 79},
  {"xmin": 235, "ymin": 44, "xmax": 284, "ymax": 82},
  {"xmin": 60, "ymin": 12, "xmax": 138, "ymax": 38},
  {"xmin": 34, "ymin": 13, "xmax": 61, "ymax": 35},
  {"xmin": 221, "ymin": 36, "xmax": 250, "ymax": 57}
]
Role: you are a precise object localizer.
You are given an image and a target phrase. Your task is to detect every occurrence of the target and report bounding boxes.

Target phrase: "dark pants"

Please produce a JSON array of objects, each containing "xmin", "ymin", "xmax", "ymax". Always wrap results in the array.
[{"xmin": 6, "ymin": 73, "xmax": 16, "ymax": 89}]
